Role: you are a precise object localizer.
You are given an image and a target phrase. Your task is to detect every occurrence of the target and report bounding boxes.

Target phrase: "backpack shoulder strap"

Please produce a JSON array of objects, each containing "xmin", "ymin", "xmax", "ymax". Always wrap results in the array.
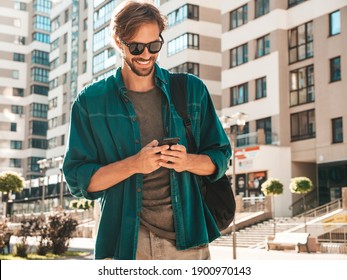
[{"xmin": 170, "ymin": 73, "xmax": 197, "ymax": 153}]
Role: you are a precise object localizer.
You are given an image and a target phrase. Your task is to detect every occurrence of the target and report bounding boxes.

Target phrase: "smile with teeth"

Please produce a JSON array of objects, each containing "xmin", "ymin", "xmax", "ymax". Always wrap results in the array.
[{"xmin": 135, "ymin": 59, "xmax": 151, "ymax": 65}]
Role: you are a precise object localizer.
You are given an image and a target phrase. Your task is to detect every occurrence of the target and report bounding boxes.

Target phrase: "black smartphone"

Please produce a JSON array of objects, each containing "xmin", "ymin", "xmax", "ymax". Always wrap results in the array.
[{"xmin": 158, "ymin": 137, "xmax": 180, "ymax": 146}]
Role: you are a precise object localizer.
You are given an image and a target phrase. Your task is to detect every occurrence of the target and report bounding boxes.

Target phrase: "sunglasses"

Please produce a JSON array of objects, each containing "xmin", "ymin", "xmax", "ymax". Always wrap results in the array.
[{"xmin": 121, "ymin": 34, "xmax": 164, "ymax": 55}]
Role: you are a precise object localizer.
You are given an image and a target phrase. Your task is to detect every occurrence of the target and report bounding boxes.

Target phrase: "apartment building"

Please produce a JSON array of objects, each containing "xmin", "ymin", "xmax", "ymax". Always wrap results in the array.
[
  {"xmin": 0, "ymin": 0, "xmax": 50, "ymax": 179},
  {"xmin": 221, "ymin": 0, "xmax": 346, "ymax": 215},
  {"xmin": 2, "ymin": 0, "xmax": 346, "ymax": 218}
]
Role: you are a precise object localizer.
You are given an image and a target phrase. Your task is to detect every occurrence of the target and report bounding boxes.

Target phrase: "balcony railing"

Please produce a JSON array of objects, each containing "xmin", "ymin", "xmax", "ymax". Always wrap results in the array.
[{"xmin": 236, "ymin": 130, "xmax": 279, "ymax": 148}]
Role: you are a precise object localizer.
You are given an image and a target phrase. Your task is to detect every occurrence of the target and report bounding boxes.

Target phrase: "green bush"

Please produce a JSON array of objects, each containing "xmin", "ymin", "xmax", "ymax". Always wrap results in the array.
[
  {"xmin": 289, "ymin": 177, "xmax": 313, "ymax": 194},
  {"xmin": 261, "ymin": 178, "xmax": 284, "ymax": 196}
]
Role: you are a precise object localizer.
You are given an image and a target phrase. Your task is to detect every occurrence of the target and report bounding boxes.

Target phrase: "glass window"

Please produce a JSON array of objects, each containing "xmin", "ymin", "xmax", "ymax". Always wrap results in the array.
[
  {"xmin": 256, "ymin": 77, "xmax": 267, "ymax": 99},
  {"xmin": 31, "ymin": 85, "xmax": 48, "ymax": 96},
  {"xmin": 230, "ymin": 83, "xmax": 248, "ymax": 106},
  {"xmin": 31, "ymin": 67, "xmax": 49, "ymax": 83},
  {"xmin": 288, "ymin": 0, "xmax": 306, "ymax": 8},
  {"xmin": 13, "ymin": 53, "xmax": 25, "ymax": 62},
  {"xmin": 11, "ymin": 105, "xmax": 24, "ymax": 115},
  {"xmin": 255, "ymin": 0, "xmax": 269, "ymax": 18},
  {"xmin": 33, "ymin": 0, "xmax": 51, "ymax": 14},
  {"xmin": 291, "ymin": 109, "xmax": 315, "ymax": 141},
  {"xmin": 167, "ymin": 33, "xmax": 199, "ymax": 57},
  {"xmin": 330, "ymin": 10, "xmax": 341, "ymax": 36},
  {"xmin": 256, "ymin": 34, "xmax": 270, "ymax": 58},
  {"xmin": 30, "ymin": 120, "xmax": 48, "ymax": 136},
  {"xmin": 10, "ymin": 140, "xmax": 22, "ymax": 150},
  {"xmin": 168, "ymin": 4, "xmax": 199, "ymax": 28},
  {"xmin": 169, "ymin": 62, "xmax": 199, "ymax": 77},
  {"xmin": 256, "ymin": 117, "xmax": 272, "ymax": 144},
  {"xmin": 30, "ymin": 103, "xmax": 48, "ymax": 118},
  {"xmin": 11, "ymin": 123, "xmax": 17, "ymax": 132},
  {"xmin": 230, "ymin": 5, "xmax": 247, "ymax": 30},
  {"xmin": 332, "ymin": 117, "xmax": 343, "ymax": 144},
  {"xmin": 288, "ymin": 22, "xmax": 313, "ymax": 64},
  {"xmin": 290, "ymin": 65, "xmax": 314, "ymax": 106},
  {"xmin": 33, "ymin": 15, "xmax": 50, "ymax": 31},
  {"xmin": 32, "ymin": 50, "xmax": 49, "ymax": 66},
  {"xmin": 10, "ymin": 158, "xmax": 21, "ymax": 168},
  {"xmin": 13, "ymin": 88, "xmax": 24, "ymax": 97},
  {"xmin": 28, "ymin": 138, "xmax": 47, "ymax": 149},
  {"xmin": 32, "ymin": 32, "xmax": 50, "ymax": 44},
  {"xmin": 230, "ymin": 43, "xmax": 248, "ymax": 67},
  {"xmin": 330, "ymin": 56, "xmax": 341, "ymax": 82}
]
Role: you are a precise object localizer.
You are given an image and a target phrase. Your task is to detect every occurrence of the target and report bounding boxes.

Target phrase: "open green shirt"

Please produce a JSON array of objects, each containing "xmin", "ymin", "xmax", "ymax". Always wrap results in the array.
[{"xmin": 62, "ymin": 64, "xmax": 231, "ymax": 259}]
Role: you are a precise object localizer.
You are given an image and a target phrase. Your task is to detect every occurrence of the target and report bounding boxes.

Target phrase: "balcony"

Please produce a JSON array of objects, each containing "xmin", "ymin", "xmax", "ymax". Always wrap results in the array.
[{"xmin": 235, "ymin": 129, "xmax": 279, "ymax": 148}]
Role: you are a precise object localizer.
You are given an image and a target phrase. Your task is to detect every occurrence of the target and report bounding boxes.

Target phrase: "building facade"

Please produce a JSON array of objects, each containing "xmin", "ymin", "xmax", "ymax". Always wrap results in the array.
[{"xmin": 1, "ymin": 0, "xmax": 346, "ymax": 218}]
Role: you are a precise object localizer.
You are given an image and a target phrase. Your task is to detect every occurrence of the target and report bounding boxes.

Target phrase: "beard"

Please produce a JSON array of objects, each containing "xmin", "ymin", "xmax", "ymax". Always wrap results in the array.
[{"xmin": 124, "ymin": 56, "xmax": 156, "ymax": 77}]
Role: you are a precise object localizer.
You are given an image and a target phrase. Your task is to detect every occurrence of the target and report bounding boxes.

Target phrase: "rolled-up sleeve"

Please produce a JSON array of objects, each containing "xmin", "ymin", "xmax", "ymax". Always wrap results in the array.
[
  {"xmin": 196, "ymin": 82, "xmax": 231, "ymax": 183},
  {"xmin": 62, "ymin": 96, "xmax": 104, "ymax": 200}
]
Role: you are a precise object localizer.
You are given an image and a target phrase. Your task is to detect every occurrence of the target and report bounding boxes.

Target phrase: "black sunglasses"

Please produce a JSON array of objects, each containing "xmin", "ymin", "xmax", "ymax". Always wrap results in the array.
[{"xmin": 121, "ymin": 34, "xmax": 164, "ymax": 55}]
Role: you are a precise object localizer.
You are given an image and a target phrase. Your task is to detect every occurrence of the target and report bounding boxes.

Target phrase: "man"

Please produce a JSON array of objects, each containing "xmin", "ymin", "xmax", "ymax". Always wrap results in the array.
[{"xmin": 63, "ymin": 0, "xmax": 231, "ymax": 260}]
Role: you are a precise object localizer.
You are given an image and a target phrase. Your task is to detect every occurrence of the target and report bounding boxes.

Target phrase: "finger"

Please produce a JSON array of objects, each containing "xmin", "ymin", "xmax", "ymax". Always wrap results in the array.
[{"xmin": 145, "ymin": 140, "xmax": 159, "ymax": 147}]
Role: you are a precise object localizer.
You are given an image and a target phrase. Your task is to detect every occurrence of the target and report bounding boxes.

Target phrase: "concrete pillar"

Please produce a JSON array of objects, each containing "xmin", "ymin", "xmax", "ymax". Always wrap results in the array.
[
  {"xmin": 342, "ymin": 187, "xmax": 347, "ymax": 210},
  {"xmin": 264, "ymin": 196, "xmax": 272, "ymax": 215},
  {"xmin": 235, "ymin": 195, "xmax": 243, "ymax": 213}
]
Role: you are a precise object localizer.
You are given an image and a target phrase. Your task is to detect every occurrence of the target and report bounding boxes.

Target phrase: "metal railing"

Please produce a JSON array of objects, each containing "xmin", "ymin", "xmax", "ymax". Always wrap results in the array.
[
  {"xmin": 297, "ymin": 198, "xmax": 342, "ymax": 219},
  {"xmin": 241, "ymin": 197, "xmax": 266, "ymax": 212}
]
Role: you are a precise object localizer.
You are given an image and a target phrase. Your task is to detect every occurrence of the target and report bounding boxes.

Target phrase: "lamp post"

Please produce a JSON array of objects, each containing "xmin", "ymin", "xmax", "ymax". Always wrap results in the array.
[
  {"xmin": 220, "ymin": 112, "xmax": 247, "ymax": 260},
  {"xmin": 37, "ymin": 158, "xmax": 49, "ymax": 214},
  {"xmin": 53, "ymin": 156, "xmax": 64, "ymax": 210}
]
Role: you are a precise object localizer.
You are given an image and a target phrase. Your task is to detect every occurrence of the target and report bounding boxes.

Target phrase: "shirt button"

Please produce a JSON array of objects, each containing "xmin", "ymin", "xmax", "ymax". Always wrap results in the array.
[
  {"xmin": 132, "ymin": 117, "xmax": 136, "ymax": 122},
  {"xmin": 135, "ymin": 139, "xmax": 139, "ymax": 144},
  {"xmin": 124, "ymin": 98, "xmax": 129, "ymax": 103},
  {"xmin": 137, "ymin": 187, "xmax": 141, "ymax": 192},
  {"xmin": 137, "ymin": 212, "xmax": 141, "ymax": 217}
]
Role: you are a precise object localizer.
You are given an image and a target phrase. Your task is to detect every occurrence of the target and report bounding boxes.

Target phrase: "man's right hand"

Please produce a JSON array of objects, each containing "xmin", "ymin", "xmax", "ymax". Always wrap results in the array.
[{"xmin": 132, "ymin": 140, "xmax": 170, "ymax": 174}]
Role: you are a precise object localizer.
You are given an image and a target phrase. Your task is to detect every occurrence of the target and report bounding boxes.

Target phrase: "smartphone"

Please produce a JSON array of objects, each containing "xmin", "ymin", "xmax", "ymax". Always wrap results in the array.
[{"xmin": 158, "ymin": 137, "xmax": 180, "ymax": 146}]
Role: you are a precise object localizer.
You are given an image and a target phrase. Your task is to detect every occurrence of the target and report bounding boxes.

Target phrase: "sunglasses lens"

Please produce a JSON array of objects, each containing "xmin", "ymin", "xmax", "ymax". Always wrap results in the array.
[
  {"xmin": 129, "ymin": 43, "xmax": 144, "ymax": 55},
  {"xmin": 148, "ymin": 41, "xmax": 163, "ymax": 53}
]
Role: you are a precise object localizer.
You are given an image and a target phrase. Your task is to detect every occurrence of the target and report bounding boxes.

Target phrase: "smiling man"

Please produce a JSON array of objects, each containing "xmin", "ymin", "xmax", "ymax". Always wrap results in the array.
[{"xmin": 62, "ymin": 0, "xmax": 231, "ymax": 260}]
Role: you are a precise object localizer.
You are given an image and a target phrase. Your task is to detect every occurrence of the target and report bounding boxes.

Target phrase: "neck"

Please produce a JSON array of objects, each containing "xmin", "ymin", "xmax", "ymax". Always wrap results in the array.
[{"xmin": 121, "ymin": 63, "xmax": 155, "ymax": 92}]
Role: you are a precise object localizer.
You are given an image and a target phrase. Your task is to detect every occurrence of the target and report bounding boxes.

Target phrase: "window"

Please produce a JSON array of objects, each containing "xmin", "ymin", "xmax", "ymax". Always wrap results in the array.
[
  {"xmin": 33, "ymin": 0, "xmax": 51, "ymax": 13},
  {"xmin": 83, "ymin": 18, "xmax": 88, "ymax": 30},
  {"xmin": 255, "ymin": 0, "xmax": 269, "ymax": 18},
  {"xmin": 32, "ymin": 50, "xmax": 49, "ymax": 66},
  {"xmin": 82, "ymin": 61, "xmax": 87, "ymax": 73},
  {"xmin": 256, "ymin": 77, "xmax": 267, "ymax": 99},
  {"xmin": 330, "ymin": 56, "xmax": 341, "ymax": 82},
  {"xmin": 167, "ymin": 33, "xmax": 199, "ymax": 56},
  {"xmin": 256, "ymin": 34, "xmax": 270, "ymax": 58},
  {"xmin": 256, "ymin": 117, "xmax": 272, "ymax": 144},
  {"xmin": 288, "ymin": 0, "xmax": 306, "ymax": 8},
  {"xmin": 28, "ymin": 157, "xmax": 42, "ymax": 172},
  {"xmin": 289, "ymin": 22, "xmax": 313, "ymax": 64},
  {"xmin": 63, "ymin": 73, "xmax": 67, "ymax": 84},
  {"xmin": 63, "ymin": 93, "xmax": 67, "ymax": 104},
  {"xmin": 332, "ymin": 118, "xmax": 343, "ymax": 144},
  {"xmin": 290, "ymin": 65, "xmax": 314, "ymax": 106},
  {"xmin": 30, "ymin": 120, "xmax": 47, "ymax": 136},
  {"xmin": 230, "ymin": 43, "xmax": 248, "ymax": 67},
  {"xmin": 230, "ymin": 5, "xmax": 247, "ymax": 30},
  {"xmin": 10, "ymin": 158, "xmax": 21, "ymax": 168},
  {"xmin": 33, "ymin": 15, "xmax": 50, "ymax": 31},
  {"xmin": 169, "ymin": 62, "xmax": 199, "ymax": 77},
  {"xmin": 48, "ymin": 117, "xmax": 58, "ymax": 129},
  {"xmin": 63, "ymin": 52, "xmax": 67, "ymax": 63},
  {"xmin": 48, "ymin": 97, "xmax": 58, "ymax": 109},
  {"xmin": 11, "ymin": 105, "xmax": 24, "ymax": 115},
  {"xmin": 63, "ymin": 33, "xmax": 68, "ymax": 44},
  {"xmin": 11, "ymin": 140, "xmax": 22, "ymax": 149},
  {"xmin": 50, "ymin": 58, "xmax": 59, "ymax": 70},
  {"xmin": 13, "ymin": 53, "xmax": 25, "ymax": 62},
  {"xmin": 168, "ymin": 4, "xmax": 199, "ymax": 28},
  {"xmin": 13, "ymin": 88, "xmax": 24, "ymax": 97},
  {"xmin": 64, "ymin": 9, "xmax": 69, "ymax": 23},
  {"xmin": 28, "ymin": 138, "xmax": 47, "ymax": 149},
  {"xmin": 15, "ymin": 2, "xmax": 27, "ymax": 11},
  {"xmin": 330, "ymin": 10, "xmax": 341, "ymax": 36},
  {"xmin": 83, "ymin": 39, "xmax": 88, "ymax": 52},
  {"xmin": 93, "ymin": 1, "xmax": 116, "ymax": 29},
  {"xmin": 61, "ymin": 135, "xmax": 65, "ymax": 146},
  {"xmin": 11, "ymin": 123, "xmax": 17, "ymax": 132},
  {"xmin": 12, "ymin": 70, "xmax": 19, "ymax": 79},
  {"xmin": 231, "ymin": 83, "xmax": 248, "ymax": 106},
  {"xmin": 31, "ymin": 85, "xmax": 48, "ymax": 96},
  {"xmin": 291, "ymin": 109, "xmax": 315, "ymax": 141},
  {"xmin": 32, "ymin": 32, "xmax": 50, "ymax": 44},
  {"xmin": 51, "ymin": 16, "xmax": 60, "ymax": 32},
  {"xmin": 30, "ymin": 103, "xmax": 48, "ymax": 118},
  {"xmin": 51, "ymin": 38, "xmax": 59, "ymax": 51},
  {"xmin": 31, "ymin": 67, "xmax": 49, "ymax": 83}
]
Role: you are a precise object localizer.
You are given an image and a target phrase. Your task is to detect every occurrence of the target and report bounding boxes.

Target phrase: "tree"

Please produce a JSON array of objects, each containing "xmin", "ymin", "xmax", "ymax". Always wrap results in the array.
[
  {"xmin": 0, "ymin": 171, "xmax": 24, "ymax": 217},
  {"xmin": 289, "ymin": 177, "xmax": 313, "ymax": 232},
  {"xmin": 261, "ymin": 178, "xmax": 284, "ymax": 234}
]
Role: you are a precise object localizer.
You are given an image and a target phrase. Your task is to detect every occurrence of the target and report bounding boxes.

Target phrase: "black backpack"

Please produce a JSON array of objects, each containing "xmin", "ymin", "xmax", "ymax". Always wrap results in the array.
[{"xmin": 170, "ymin": 73, "xmax": 236, "ymax": 231}]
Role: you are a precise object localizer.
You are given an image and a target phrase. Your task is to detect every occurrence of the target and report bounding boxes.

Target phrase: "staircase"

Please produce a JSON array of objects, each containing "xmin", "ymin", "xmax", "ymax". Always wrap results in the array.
[{"xmin": 212, "ymin": 216, "xmax": 311, "ymax": 249}]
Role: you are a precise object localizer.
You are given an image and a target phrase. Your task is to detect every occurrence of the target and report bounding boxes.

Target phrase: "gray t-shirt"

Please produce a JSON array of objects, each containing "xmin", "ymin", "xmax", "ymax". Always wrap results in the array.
[{"xmin": 126, "ymin": 87, "xmax": 175, "ymax": 240}]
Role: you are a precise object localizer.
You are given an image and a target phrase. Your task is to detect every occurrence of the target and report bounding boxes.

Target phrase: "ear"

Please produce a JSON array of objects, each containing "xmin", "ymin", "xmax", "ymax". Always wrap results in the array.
[{"xmin": 114, "ymin": 36, "xmax": 123, "ymax": 51}]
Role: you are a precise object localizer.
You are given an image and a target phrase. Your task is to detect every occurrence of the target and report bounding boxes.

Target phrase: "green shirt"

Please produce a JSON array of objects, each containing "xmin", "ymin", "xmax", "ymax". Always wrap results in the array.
[{"xmin": 62, "ymin": 64, "xmax": 231, "ymax": 259}]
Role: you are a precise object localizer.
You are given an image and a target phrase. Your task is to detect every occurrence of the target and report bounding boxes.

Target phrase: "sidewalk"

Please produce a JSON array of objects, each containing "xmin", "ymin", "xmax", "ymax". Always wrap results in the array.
[{"xmin": 68, "ymin": 238, "xmax": 347, "ymax": 260}]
